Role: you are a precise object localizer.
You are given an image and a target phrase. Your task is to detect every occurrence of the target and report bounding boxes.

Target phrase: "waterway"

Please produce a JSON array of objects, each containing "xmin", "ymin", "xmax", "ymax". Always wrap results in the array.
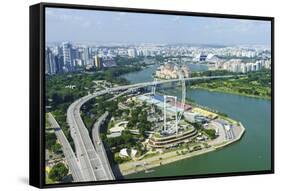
[
  {"xmin": 121, "ymin": 64, "xmax": 272, "ymax": 179},
  {"xmin": 120, "ymin": 63, "xmax": 208, "ymax": 84}
]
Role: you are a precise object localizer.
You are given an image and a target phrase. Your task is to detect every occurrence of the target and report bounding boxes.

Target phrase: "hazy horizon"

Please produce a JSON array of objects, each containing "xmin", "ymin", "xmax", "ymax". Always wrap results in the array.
[{"xmin": 46, "ymin": 8, "xmax": 271, "ymax": 46}]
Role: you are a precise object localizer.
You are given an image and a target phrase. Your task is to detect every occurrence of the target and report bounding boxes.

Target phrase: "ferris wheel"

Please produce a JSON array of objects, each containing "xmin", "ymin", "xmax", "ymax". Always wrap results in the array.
[
  {"xmin": 177, "ymin": 70, "xmax": 186, "ymax": 125},
  {"xmin": 151, "ymin": 66, "xmax": 187, "ymax": 135}
]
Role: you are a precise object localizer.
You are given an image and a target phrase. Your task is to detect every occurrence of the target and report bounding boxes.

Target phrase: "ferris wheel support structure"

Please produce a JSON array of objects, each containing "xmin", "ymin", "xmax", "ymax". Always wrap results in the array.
[{"xmin": 177, "ymin": 71, "xmax": 186, "ymax": 124}]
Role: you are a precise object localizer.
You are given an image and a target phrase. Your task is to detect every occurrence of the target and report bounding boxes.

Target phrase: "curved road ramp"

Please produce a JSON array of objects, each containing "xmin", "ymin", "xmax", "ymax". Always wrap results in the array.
[
  {"xmin": 47, "ymin": 75, "xmax": 240, "ymax": 182},
  {"xmin": 48, "ymin": 111, "xmax": 115, "ymax": 182},
  {"xmin": 67, "ymin": 96, "xmax": 115, "ymax": 181}
]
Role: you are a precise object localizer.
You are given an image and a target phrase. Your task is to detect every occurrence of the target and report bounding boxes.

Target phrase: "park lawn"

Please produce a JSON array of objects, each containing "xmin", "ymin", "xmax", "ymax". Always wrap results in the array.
[{"xmin": 191, "ymin": 69, "xmax": 271, "ymax": 100}]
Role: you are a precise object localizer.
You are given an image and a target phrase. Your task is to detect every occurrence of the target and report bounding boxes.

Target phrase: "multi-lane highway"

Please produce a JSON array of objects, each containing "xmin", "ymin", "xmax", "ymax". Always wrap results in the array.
[
  {"xmin": 47, "ymin": 113, "xmax": 84, "ymax": 182},
  {"xmin": 92, "ymin": 112, "xmax": 115, "ymax": 180},
  {"xmin": 64, "ymin": 75, "xmax": 239, "ymax": 181},
  {"xmin": 67, "ymin": 97, "xmax": 111, "ymax": 181}
]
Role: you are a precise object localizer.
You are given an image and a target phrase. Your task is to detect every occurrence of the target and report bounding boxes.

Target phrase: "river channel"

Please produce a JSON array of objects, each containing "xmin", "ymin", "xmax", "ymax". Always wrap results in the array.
[{"xmin": 121, "ymin": 64, "xmax": 271, "ymax": 179}]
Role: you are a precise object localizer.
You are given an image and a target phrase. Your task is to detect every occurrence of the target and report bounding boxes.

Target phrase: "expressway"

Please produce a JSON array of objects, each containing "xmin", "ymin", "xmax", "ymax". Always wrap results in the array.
[
  {"xmin": 66, "ymin": 75, "xmax": 239, "ymax": 181},
  {"xmin": 104, "ymin": 75, "xmax": 239, "ymax": 94},
  {"xmin": 92, "ymin": 112, "xmax": 115, "ymax": 180},
  {"xmin": 67, "ymin": 97, "xmax": 111, "ymax": 181},
  {"xmin": 47, "ymin": 113, "xmax": 84, "ymax": 182}
]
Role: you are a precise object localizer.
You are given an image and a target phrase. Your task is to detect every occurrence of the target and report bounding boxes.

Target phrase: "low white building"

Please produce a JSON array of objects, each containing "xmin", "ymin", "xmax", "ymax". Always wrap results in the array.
[
  {"xmin": 119, "ymin": 148, "xmax": 129, "ymax": 158},
  {"xmin": 130, "ymin": 149, "xmax": 138, "ymax": 158},
  {"xmin": 119, "ymin": 148, "xmax": 138, "ymax": 159},
  {"xmin": 109, "ymin": 121, "xmax": 128, "ymax": 133}
]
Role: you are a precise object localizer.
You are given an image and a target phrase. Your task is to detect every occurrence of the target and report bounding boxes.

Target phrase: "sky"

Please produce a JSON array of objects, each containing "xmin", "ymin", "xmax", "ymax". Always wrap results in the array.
[{"xmin": 46, "ymin": 8, "xmax": 271, "ymax": 46}]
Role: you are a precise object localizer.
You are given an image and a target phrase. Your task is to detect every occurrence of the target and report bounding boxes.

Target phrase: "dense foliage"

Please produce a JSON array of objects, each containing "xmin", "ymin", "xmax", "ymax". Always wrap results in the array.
[
  {"xmin": 45, "ymin": 132, "xmax": 57, "ymax": 150},
  {"xmin": 49, "ymin": 163, "xmax": 69, "ymax": 182},
  {"xmin": 191, "ymin": 69, "xmax": 235, "ymax": 77},
  {"xmin": 204, "ymin": 129, "xmax": 217, "ymax": 139},
  {"xmin": 191, "ymin": 122, "xmax": 217, "ymax": 140},
  {"xmin": 45, "ymin": 65, "xmax": 141, "ymax": 150},
  {"xmin": 115, "ymin": 56, "xmax": 145, "ymax": 66},
  {"xmin": 126, "ymin": 105, "xmax": 151, "ymax": 137},
  {"xmin": 192, "ymin": 69, "xmax": 271, "ymax": 99},
  {"xmin": 81, "ymin": 95, "xmax": 119, "ymax": 131}
]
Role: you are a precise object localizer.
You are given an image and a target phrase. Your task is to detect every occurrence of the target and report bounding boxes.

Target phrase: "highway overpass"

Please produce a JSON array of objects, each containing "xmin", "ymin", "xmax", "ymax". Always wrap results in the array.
[
  {"xmin": 66, "ymin": 75, "xmax": 238, "ymax": 181},
  {"xmin": 47, "ymin": 113, "xmax": 84, "ymax": 182}
]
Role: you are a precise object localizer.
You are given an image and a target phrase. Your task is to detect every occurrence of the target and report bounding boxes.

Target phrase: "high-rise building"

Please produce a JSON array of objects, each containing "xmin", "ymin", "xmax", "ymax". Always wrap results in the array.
[
  {"xmin": 194, "ymin": 53, "xmax": 207, "ymax": 62},
  {"xmin": 128, "ymin": 48, "xmax": 136, "ymax": 58},
  {"xmin": 45, "ymin": 48, "xmax": 51, "ymax": 74},
  {"xmin": 45, "ymin": 47, "xmax": 57, "ymax": 75},
  {"xmin": 82, "ymin": 47, "xmax": 91, "ymax": 65},
  {"xmin": 94, "ymin": 55, "xmax": 101, "ymax": 69},
  {"xmin": 265, "ymin": 59, "xmax": 271, "ymax": 69},
  {"xmin": 246, "ymin": 63, "xmax": 252, "ymax": 72},
  {"xmin": 136, "ymin": 49, "xmax": 143, "ymax": 57},
  {"xmin": 74, "ymin": 59, "xmax": 83, "ymax": 67},
  {"xmin": 54, "ymin": 54, "xmax": 64, "ymax": 73},
  {"xmin": 142, "ymin": 49, "xmax": 150, "ymax": 57},
  {"xmin": 62, "ymin": 42, "xmax": 73, "ymax": 71},
  {"xmin": 71, "ymin": 47, "xmax": 79, "ymax": 61},
  {"xmin": 240, "ymin": 63, "xmax": 247, "ymax": 73}
]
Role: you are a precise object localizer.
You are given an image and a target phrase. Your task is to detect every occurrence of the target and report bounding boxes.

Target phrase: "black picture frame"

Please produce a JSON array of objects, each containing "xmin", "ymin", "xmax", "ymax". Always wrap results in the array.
[{"xmin": 30, "ymin": 2, "xmax": 275, "ymax": 188}]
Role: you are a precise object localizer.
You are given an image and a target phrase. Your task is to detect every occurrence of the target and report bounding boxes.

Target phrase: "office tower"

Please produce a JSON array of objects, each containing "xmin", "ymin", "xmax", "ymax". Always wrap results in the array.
[
  {"xmin": 54, "ymin": 54, "xmax": 64, "ymax": 73},
  {"xmin": 136, "ymin": 49, "xmax": 143, "ymax": 56},
  {"xmin": 128, "ymin": 48, "xmax": 136, "ymax": 58},
  {"xmin": 94, "ymin": 55, "xmax": 101, "ymax": 69},
  {"xmin": 240, "ymin": 63, "xmax": 247, "ymax": 73},
  {"xmin": 71, "ymin": 47, "xmax": 79, "ymax": 60},
  {"xmin": 142, "ymin": 49, "xmax": 150, "ymax": 57},
  {"xmin": 45, "ymin": 47, "xmax": 57, "ymax": 75},
  {"xmin": 82, "ymin": 47, "xmax": 91, "ymax": 65},
  {"xmin": 62, "ymin": 42, "xmax": 73, "ymax": 71}
]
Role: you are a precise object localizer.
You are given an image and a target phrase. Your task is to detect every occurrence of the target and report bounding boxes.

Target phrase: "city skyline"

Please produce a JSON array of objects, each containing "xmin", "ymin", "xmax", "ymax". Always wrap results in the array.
[
  {"xmin": 46, "ymin": 8, "xmax": 271, "ymax": 46},
  {"xmin": 43, "ymin": 7, "xmax": 272, "ymax": 185}
]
